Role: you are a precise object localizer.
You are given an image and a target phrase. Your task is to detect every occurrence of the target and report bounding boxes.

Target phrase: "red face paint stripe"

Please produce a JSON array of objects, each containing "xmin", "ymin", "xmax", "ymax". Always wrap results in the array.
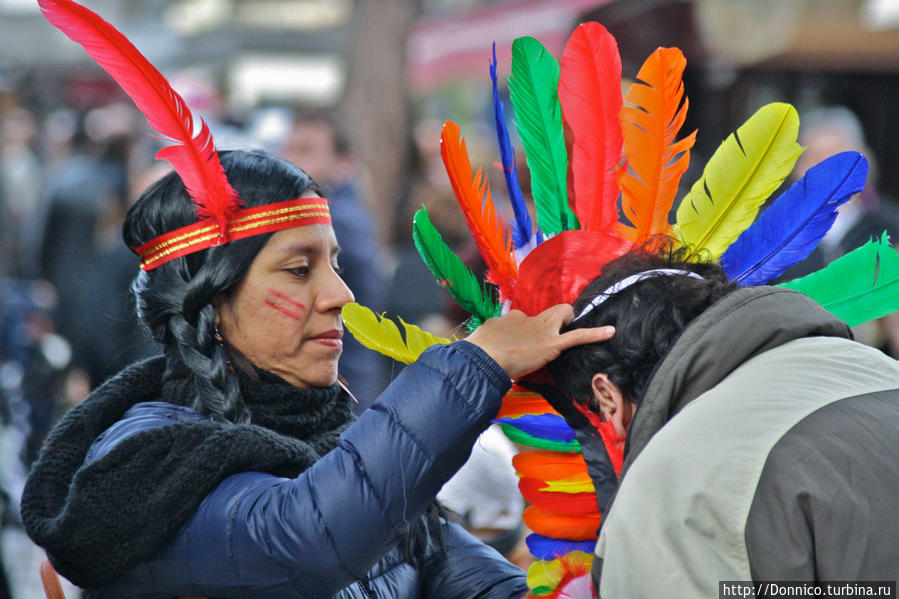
[
  {"xmin": 264, "ymin": 299, "xmax": 304, "ymax": 321},
  {"xmin": 267, "ymin": 289, "xmax": 307, "ymax": 312}
]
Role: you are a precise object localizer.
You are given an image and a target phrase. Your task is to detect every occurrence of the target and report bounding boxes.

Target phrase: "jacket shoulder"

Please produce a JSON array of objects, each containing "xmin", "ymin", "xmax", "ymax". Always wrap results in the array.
[
  {"xmin": 85, "ymin": 401, "xmax": 205, "ymax": 464},
  {"xmin": 747, "ymin": 387, "xmax": 899, "ymax": 580}
]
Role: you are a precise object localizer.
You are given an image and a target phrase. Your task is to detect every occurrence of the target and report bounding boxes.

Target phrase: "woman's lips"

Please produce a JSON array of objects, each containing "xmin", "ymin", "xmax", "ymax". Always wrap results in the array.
[{"xmin": 310, "ymin": 330, "xmax": 343, "ymax": 349}]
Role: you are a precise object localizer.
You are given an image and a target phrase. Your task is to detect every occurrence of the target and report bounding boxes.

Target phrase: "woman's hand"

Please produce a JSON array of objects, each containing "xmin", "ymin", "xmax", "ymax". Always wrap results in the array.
[{"xmin": 466, "ymin": 304, "xmax": 615, "ymax": 380}]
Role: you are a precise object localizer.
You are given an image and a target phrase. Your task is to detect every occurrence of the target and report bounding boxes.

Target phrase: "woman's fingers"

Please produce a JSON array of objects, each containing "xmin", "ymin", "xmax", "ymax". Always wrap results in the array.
[
  {"xmin": 465, "ymin": 304, "xmax": 614, "ymax": 379},
  {"xmin": 557, "ymin": 325, "xmax": 615, "ymax": 352},
  {"xmin": 537, "ymin": 303, "xmax": 575, "ymax": 326}
]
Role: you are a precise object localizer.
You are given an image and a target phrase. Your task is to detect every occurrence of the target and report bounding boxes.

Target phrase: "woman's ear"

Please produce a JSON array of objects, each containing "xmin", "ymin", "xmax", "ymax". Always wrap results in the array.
[{"xmin": 590, "ymin": 373, "xmax": 634, "ymax": 438}]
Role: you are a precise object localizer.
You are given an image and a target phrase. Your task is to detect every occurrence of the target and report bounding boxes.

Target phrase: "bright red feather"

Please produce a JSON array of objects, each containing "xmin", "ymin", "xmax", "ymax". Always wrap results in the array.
[
  {"xmin": 618, "ymin": 47, "xmax": 696, "ymax": 245},
  {"xmin": 558, "ymin": 22, "xmax": 623, "ymax": 233},
  {"xmin": 39, "ymin": 0, "xmax": 240, "ymax": 236},
  {"xmin": 508, "ymin": 230, "xmax": 631, "ymax": 316},
  {"xmin": 518, "ymin": 477, "xmax": 599, "ymax": 514},
  {"xmin": 440, "ymin": 121, "xmax": 517, "ymax": 296},
  {"xmin": 574, "ymin": 402, "xmax": 624, "ymax": 475}
]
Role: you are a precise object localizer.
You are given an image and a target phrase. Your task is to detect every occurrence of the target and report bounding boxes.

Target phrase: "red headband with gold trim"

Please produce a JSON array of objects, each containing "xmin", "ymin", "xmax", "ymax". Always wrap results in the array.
[{"xmin": 135, "ymin": 197, "xmax": 331, "ymax": 271}]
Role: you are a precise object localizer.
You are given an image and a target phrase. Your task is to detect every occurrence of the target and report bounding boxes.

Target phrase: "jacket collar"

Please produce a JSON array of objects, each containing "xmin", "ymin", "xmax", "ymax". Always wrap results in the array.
[{"xmin": 620, "ymin": 286, "xmax": 851, "ymax": 479}]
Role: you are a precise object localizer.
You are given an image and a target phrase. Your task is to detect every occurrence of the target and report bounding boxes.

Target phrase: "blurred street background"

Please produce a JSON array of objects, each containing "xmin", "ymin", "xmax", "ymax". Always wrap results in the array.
[{"xmin": 1, "ymin": 1, "xmax": 898, "ymax": 596}]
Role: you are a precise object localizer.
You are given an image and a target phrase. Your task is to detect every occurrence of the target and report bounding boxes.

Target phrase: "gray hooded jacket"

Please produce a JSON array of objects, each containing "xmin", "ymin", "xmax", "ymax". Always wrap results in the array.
[{"xmin": 594, "ymin": 287, "xmax": 899, "ymax": 596}]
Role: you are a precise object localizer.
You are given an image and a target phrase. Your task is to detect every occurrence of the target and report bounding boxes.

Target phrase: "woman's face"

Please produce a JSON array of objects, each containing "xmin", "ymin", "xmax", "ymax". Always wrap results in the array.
[{"xmin": 217, "ymin": 222, "xmax": 354, "ymax": 388}]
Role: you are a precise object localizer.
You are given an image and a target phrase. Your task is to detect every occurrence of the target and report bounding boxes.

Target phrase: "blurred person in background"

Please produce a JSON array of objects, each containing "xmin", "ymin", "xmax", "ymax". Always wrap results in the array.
[
  {"xmin": 780, "ymin": 105, "xmax": 899, "ymax": 356},
  {"xmin": 792, "ymin": 106, "xmax": 899, "ymax": 263},
  {"xmin": 0, "ymin": 106, "xmax": 43, "ymax": 274},
  {"xmin": 0, "ymin": 176, "xmax": 13, "ymax": 281},
  {"xmin": 30, "ymin": 104, "xmax": 128, "ymax": 351},
  {"xmin": 282, "ymin": 111, "xmax": 389, "ymax": 410},
  {"xmin": 30, "ymin": 103, "xmax": 158, "ymax": 391},
  {"xmin": 384, "ymin": 118, "xmax": 474, "ymax": 337},
  {"xmin": 1, "ymin": 278, "xmax": 80, "ymax": 599}
]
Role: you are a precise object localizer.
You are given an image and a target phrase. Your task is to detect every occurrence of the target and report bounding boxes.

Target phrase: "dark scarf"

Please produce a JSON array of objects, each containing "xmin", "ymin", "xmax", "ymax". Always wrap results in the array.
[{"xmin": 21, "ymin": 354, "xmax": 357, "ymax": 588}]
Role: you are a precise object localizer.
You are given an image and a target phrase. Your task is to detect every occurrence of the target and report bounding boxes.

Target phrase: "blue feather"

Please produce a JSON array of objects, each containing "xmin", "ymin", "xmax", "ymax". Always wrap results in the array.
[
  {"xmin": 526, "ymin": 533, "xmax": 596, "ymax": 560},
  {"xmin": 720, "ymin": 151, "xmax": 868, "ymax": 285},
  {"xmin": 491, "ymin": 42, "xmax": 532, "ymax": 248},
  {"xmin": 494, "ymin": 413, "xmax": 575, "ymax": 442}
]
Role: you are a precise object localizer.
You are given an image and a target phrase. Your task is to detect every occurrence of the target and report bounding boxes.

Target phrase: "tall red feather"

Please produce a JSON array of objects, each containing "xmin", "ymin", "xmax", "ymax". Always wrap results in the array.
[
  {"xmin": 617, "ymin": 47, "xmax": 696, "ymax": 245},
  {"xmin": 558, "ymin": 22, "xmax": 623, "ymax": 233},
  {"xmin": 440, "ymin": 121, "xmax": 517, "ymax": 296},
  {"xmin": 39, "ymin": 0, "xmax": 240, "ymax": 237}
]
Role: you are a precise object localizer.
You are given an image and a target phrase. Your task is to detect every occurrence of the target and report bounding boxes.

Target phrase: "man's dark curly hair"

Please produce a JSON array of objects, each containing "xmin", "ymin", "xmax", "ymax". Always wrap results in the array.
[{"xmin": 549, "ymin": 237, "xmax": 737, "ymax": 407}]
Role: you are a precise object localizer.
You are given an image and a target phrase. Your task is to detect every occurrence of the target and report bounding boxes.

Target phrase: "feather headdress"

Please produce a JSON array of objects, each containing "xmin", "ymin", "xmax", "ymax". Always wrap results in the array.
[
  {"xmin": 342, "ymin": 21, "xmax": 894, "ymax": 599},
  {"xmin": 39, "ymin": 0, "xmax": 331, "ymax": 271}
]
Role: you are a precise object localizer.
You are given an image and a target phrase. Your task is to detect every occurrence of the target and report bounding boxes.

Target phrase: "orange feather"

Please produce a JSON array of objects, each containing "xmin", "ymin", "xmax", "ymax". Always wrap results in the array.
[
  {"xmin": 440, "ymin": 121, "xmax": 517, "ymax": 295},
  {"xmin": 523, "ymin": 505, "xmax": 600, "ymax": 541},
  {"xmin": 618, "ymin": 47, "xmax": 696, "ymax": 245},
  {"xmin": 512, "ymin": 450, "xmax": 589, "ymax": 481},
  {"xmin": 497, "ymin": 385, "xmax": 560, "ymax": 419}
]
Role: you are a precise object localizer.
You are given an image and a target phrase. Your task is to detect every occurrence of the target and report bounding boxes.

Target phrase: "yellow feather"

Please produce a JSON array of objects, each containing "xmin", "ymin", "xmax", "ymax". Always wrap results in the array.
[
  {"xmin": 342, "ymin": 302, "xmax": 452, "ymax": 364},
  {"xmin": 675, "ymin": 103, "xmax": 803, "ymax": 259},
  {"xmin": 538, "ymin": 478, "xmax": 595, "ymax": 493}
]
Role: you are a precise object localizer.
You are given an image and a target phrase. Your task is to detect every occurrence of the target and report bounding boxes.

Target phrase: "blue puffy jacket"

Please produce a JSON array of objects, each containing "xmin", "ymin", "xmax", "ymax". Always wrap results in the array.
[{"xmin": 83, "ymin": 341, "xmax": 528, "ymax": 599}]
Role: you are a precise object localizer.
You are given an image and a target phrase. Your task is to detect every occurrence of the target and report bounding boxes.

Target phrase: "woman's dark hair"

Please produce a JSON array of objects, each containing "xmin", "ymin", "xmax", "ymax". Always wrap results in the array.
[
  {"xmin": 549, "ymin": 238, "xmax": 736, "ymax": 407},
  {"xmin": 123, "ymin": 149, "xmax": 320, "ymax": 423}
]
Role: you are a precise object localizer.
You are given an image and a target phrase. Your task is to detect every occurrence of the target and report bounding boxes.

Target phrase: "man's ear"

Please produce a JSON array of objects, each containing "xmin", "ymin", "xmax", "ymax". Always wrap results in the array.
[{"xmin": 590, "ymin": 373, "xmax": 633, "ymax": 438}]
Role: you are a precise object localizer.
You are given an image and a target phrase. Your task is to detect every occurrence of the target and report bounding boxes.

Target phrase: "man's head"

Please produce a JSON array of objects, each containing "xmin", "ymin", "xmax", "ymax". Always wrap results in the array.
[
  {"xmin": 549, "ymin": 240, "xmax": 736, "ymax": 436},
  {"xmin": 794, "ymin": 106, "xmax": 876, "ymax": 187},
  {"xmin": 282, "ymin": 111, "xmax": 354, "ymax": 188}
]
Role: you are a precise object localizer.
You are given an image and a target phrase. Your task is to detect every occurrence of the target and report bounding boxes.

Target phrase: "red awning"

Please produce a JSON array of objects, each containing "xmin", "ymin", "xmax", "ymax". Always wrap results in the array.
[{"xmin": 408, "ymin": 0, "xmax": 616, "ymax": 89}]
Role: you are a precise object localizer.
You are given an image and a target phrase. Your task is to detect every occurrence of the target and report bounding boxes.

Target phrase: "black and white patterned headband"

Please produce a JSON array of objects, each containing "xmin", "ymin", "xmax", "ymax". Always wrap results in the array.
[{"xmin": 572, "ymin": 268, "xmax": 705, "ymax": 322}]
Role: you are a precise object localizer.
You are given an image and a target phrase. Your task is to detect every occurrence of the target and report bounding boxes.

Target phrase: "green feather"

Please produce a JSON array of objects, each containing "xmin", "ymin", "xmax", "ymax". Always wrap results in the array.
[
  {"xmin": 412, "ymin": 207, "xmax": 501, "ymax": 325},
  {"xmin": 779, "ymin": 232, "xmax": 899, "ymax": 327},
  {"xmin": 509, "ymin": 36, "xmax": 578, "ymax": 235},
  {"xmin": 499, "ymin": 424, "xmax": 582, "ymax": 453}
]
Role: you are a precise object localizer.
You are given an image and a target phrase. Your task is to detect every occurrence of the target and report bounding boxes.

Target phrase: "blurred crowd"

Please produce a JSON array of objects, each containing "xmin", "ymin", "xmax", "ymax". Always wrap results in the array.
[{"xmin": 2, "ymin": 65, "xmax": 899, "ymax": 599}]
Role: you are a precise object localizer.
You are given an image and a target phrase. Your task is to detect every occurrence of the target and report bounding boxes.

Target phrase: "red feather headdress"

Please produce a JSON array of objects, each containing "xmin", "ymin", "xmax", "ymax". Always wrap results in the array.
[{"xmin": 39, "ymin": 0, "xmax": 331, "ymax": 271}]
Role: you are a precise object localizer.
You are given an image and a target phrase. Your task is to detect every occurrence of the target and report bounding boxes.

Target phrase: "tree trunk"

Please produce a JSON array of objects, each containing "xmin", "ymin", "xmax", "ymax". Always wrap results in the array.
[{"xmin": 342, "ymin": 0, "xmax": 420, "ymax": 247}]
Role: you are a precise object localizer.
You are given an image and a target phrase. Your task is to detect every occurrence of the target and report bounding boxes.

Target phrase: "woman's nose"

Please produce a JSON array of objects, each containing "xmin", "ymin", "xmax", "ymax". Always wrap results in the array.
[{"xmin": 318, "ymin": 268, "xmax": 355, "ymax": 311}]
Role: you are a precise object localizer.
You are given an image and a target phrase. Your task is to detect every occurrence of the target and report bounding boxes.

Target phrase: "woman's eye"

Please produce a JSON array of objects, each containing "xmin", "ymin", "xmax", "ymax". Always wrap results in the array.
[{"xmin": 289, "ymin": 266, "xmax": 310, "ymax": 278}]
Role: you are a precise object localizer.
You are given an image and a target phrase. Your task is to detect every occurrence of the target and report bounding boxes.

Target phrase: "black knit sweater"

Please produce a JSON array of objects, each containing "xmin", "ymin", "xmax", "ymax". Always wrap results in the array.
[{"xmin": 21, "ymin": 354, "xmax": 355, "ymax": 588}]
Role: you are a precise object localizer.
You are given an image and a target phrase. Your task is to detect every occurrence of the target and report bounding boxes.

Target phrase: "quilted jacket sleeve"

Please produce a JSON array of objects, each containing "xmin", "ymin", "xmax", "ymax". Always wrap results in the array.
[
  {"xmin": 420, "ymin": 523, "xmax": 528, "ymax": 599},
  {"xmin": 91, "ymin": 341, "xmax": 512, "ymax": 598}
]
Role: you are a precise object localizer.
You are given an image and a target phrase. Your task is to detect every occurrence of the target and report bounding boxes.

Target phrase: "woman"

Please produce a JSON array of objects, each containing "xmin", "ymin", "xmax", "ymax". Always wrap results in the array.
[
  {"xmin": 22, "ymin": 149, "xmax": 614, "ymax": 598},
  {"xmin": 549, "ymin": 242, "xmax": 899, "ymax": 597}
]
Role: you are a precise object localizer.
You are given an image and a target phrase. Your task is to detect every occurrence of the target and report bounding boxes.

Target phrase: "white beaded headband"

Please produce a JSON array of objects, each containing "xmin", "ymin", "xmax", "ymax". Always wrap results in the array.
[{"xmin": 572, "ymin": 269, "xmax": 705, "ymax": 322}]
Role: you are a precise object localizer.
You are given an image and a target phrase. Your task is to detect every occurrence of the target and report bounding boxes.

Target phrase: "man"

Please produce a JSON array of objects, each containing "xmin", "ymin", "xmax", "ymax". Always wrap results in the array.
[{"xmin": 549, "ymin": 244, "xmax": 899, "ymax": 597}]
